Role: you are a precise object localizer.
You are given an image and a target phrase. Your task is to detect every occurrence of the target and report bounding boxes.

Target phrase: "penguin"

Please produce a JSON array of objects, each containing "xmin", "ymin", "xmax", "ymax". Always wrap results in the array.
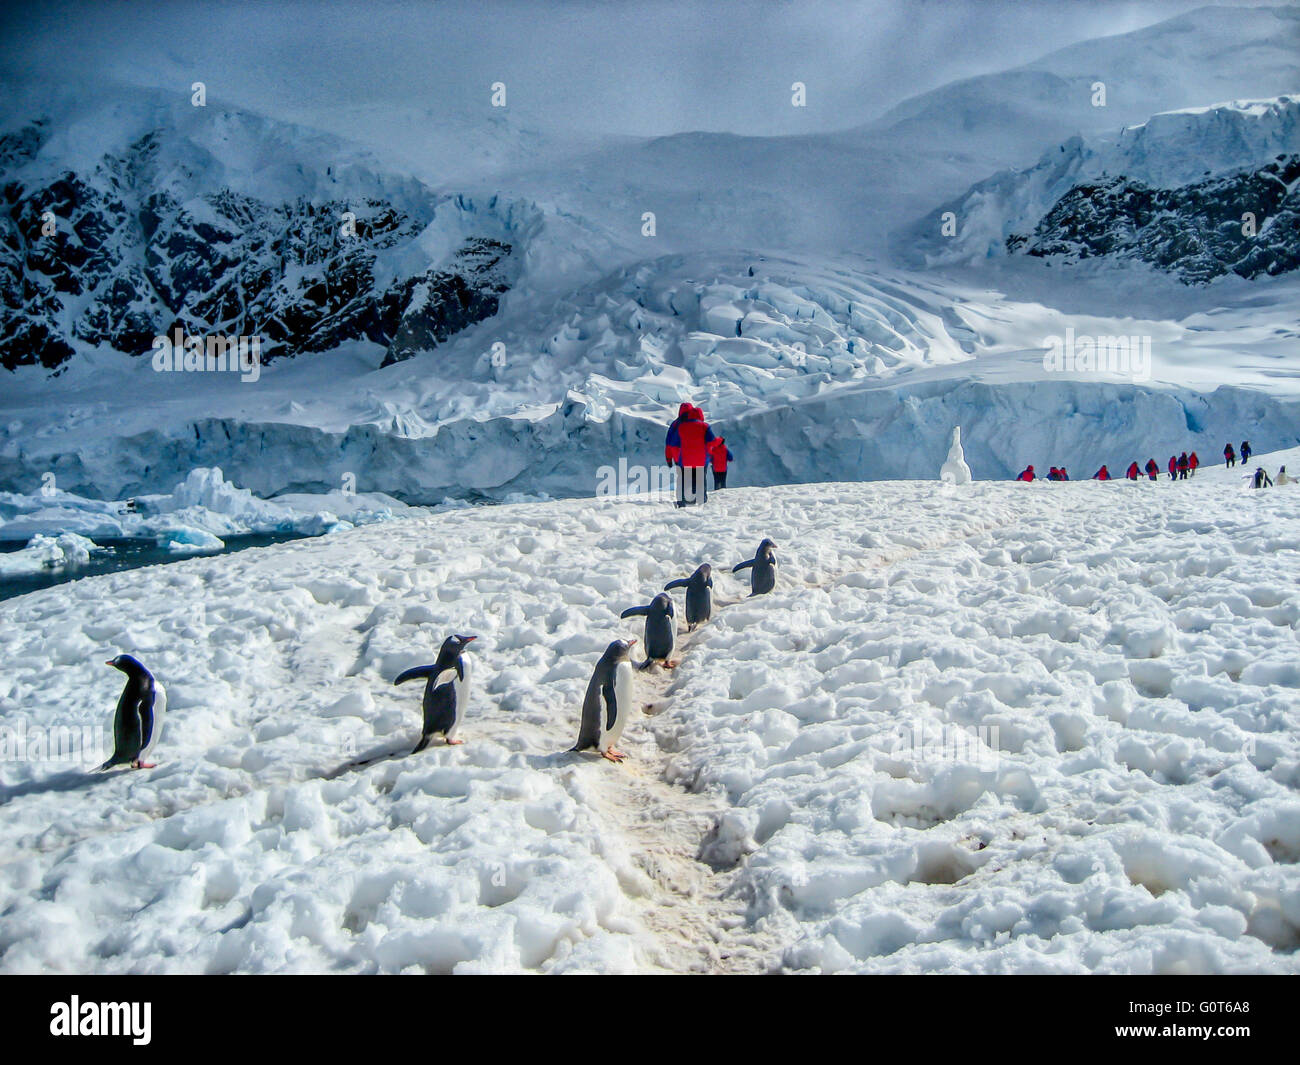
[
  {"xmin": 620, "ymin": 592, "xmax": 677, "ymax": 668},
  {"xmin": 571, "ymin": 638, "xmax": 638, "ymax": 762},
  {"xmin": 394, "ymin": 634, "xmax": 476, "ymax": 752},
  {"xmin": 664, "ymin": 563, "xmax": 713, "ymax": 631},
  {"xmin": 98, "ymin": 654, "xmax": 167, "ymax": 771},
  {"xmin": 733, "ymin": 538, "xmax": 777, "ymax": 596}
]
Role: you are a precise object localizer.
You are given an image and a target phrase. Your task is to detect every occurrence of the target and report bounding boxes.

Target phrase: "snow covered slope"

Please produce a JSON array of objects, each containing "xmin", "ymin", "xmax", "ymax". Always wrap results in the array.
[
  {"xmin": 866, "ymin": 5, "xmax": 1300, "ymax": 177},
  {"xmin": 1, "ymin": 460, "xmax": 1297, "ymax": 972}
]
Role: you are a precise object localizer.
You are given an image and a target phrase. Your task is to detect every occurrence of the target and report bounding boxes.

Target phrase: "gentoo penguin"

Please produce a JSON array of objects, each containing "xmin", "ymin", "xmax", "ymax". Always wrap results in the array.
[
  {"xmin": 664, "ymin": 563, "xmax": 713, "ymax": 631},
  {"xmin": 571, "ymin": 638, "xmax": 638, "ymax": 762},
  {"xmin": 620, "ymin": 592, "xmax": 677, "ymax": 668},
  {"xmin": 394, "ymin": 634, "xmax": 476, "ymax": 752},
  {"xmin": 98, "ymin": 654, "xmax": 167, "ymax": 771},
  {"xmin": 733, "ymin": 538, "xmax": 777, "ymax": 596}
]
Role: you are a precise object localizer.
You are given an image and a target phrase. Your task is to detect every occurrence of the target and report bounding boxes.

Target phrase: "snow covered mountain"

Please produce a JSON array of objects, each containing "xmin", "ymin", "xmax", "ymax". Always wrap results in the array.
[
  {"xmin": 0, "ymin": 93, "xmax": 524, "ymax": 371},
  {"xmin": 0, "ymin": 5, "xmax": 1298, "ymax": 504},
  {"xmin": 908, "ymin": 96, "xmax": 1300, "ymax": 279}
]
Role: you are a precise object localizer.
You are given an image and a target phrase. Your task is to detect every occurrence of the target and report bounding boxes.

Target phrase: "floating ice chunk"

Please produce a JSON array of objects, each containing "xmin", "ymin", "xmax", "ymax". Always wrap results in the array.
[
  {"xmin": 0, "ymin": 532, "xmax": 102, "ymax": 574},
  {"xmin": 164, "ymin": 527, "xmax": 225, "ymax": 553}
]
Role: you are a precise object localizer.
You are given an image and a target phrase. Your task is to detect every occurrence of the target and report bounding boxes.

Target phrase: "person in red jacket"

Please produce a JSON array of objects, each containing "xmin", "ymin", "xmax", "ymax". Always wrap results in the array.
[
  {"xmin": 1177, "ymin": 452, "xmax": 1189, "ymax": 480},
  {"xmin": 1224, "ymin": 442, "xmax": 1236, "ymax": 468},
  {"xmin": 1015, "ymin": 465, "xmax": 1035, "ymax": 482},
  {"xmin": 1189, "ymin": 451, "xmax": 1199, "ymax": 476},
  {"xmin": 708, "ymin": 435, "xmax": 733, "ymax": 489},
  {"xmin": 1167, "ymin": 455, "xmax": 1177, "ymax": 480},
  {"xmin": 1093, "ymin": 465, "xmax": 1110, "ymax": 480},
  {"xmin": 1145, "ymin": 458, "xmax": 1159, "ymax": 480},
  {"xmin": 1126, "ymin": 461, "xmax": 1140, "ymax": 480},
  {"xmin": 665, "ymin": 405, "xmax": 716, "ymax": 507}
]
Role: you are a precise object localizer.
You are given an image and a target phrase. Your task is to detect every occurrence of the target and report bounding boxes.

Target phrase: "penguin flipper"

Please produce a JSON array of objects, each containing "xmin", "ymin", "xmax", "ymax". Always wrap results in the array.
[
  {"xmin": 732, "ymin": 559, "xmax": 755, "ymax": 573},
  {"xmin": 619, "ymin": 605, "xmax": 650, "ymax": 619},
  {"xmin": 137, "ymin": 691, "xmax": 156, "ymax": 755},
  {"xmin": 602, "ymin": 676, "xmax": 618, "ymax": 732},
  {"xmin": 663, "ymin": 578, "xmax": 691, "ymax": 591},
  {"xmin": 394, "ymin": 664, "xmax": 438, "ymax": 686}
]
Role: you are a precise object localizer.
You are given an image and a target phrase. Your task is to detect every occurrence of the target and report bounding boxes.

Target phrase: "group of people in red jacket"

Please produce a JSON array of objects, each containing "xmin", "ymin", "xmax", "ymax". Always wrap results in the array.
[
  {"xmin": 665, "ymin": 402, "xmax": 734, "ymax": 507},
  {"xmin": 1016, "ymin": 451, "xmax": 1203, "ymax": 482},
  {"xmin": 1124, "ymin": 451, "xmax": 1201, "ymax": 481}
]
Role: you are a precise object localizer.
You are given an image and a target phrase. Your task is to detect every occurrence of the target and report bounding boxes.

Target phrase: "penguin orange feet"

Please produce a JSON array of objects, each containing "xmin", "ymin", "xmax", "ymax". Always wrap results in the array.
[
  {"xmin": 445, "ymin": 738, "xmax": 465, "ymax": 746},
  {"xmin": 131, "ymin": 760, "xmax": 156, "ymax": 769},
  {"xmin": 666, "ymin": 660, "xmax": 680, "ymax": 669},
  {"xmin": 601, "ymin": 748, "xmax": 628, "ymax": 763}
]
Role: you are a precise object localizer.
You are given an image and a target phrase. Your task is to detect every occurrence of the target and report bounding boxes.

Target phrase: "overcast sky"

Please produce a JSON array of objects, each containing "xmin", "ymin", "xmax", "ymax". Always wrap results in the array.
[{"xmin": 1, "ymin": 0, "xmax": 1292, "ymax": 136}]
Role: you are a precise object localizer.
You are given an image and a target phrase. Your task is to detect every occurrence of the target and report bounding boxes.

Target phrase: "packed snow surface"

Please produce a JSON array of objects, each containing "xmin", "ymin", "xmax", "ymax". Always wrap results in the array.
[{"xmin": 1, "ymin": 453, "xmax": 1297, "ymax": 973}]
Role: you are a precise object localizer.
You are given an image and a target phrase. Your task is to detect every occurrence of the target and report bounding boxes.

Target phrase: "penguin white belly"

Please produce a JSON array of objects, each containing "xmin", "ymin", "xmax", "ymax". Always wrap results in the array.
[
  {"xmin": 600, "ymin": 661, "xmax": 636, "ymax": 751},
  {"xmin": 140, "ymin": 682, "xmax": 167, "ymax": 760},
  {"xmin": 445, "ymin": 657, "xmax": 471, "ymax": 740}
]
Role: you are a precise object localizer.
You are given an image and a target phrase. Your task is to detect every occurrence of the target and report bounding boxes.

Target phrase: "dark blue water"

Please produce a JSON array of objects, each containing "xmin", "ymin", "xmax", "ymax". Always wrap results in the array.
[{"xmin": 0, "ymin": 533, "xmax": 309, "ymax": 602}]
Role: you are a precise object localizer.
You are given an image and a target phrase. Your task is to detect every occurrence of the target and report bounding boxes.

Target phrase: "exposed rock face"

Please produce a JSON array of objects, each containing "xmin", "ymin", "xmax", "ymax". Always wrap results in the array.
[
  {"xmin": 1012, "ymin": 155, "xmax": 1300, "ymax": 283},
  {"xmin": 0, "ymin": 119, "xmax": 517, "ymax": 372}
]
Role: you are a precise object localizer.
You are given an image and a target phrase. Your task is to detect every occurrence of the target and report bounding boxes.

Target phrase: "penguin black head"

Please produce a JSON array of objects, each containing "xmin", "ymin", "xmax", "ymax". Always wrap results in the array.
[
  {"xmin": 695, "ymin": 563, "xmax": 712, "ymax": 581},
  {"xmin": 439, "ymin": 634, "xmax": 477, "ymax": 659},
  {"xmin": 758, "ymin": 538, "xmax": 776, "ymax": 555},
  {"xmin": 606, "ymin": 638, "xmax": 637, "ymax": 661},
  {"xmin": 106, "ymin": 654, "xmax": 149, "ymax": 676},
  {"xmin": 651, "ymin": 593, "xmax": 674, "ymax": 616}
]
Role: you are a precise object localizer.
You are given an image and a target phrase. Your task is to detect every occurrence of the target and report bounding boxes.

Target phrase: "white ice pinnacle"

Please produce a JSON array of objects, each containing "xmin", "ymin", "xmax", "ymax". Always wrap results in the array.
[{"xmin": 940, "ymin": 425, "xmax": 973, "ymax": 484}]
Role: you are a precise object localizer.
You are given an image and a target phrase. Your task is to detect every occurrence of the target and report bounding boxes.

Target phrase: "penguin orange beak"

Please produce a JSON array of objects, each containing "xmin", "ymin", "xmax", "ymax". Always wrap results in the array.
[
  {"xmin": 628, "ymin": 638, "xmax": 638, "ymax": 646},
  {"xmin": 464, "ymin": 636, "xmax": 477, "ymax": 642},
  {"xmin": 105, "ymin": 660, "xmax": 114, "ymax": 667}
]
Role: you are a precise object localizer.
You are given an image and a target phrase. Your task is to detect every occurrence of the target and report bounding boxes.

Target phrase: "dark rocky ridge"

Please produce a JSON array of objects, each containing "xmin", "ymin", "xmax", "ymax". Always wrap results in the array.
[{"xmin": 1008, "ymin": 155, "xmax": 1300, "ymax": 283}]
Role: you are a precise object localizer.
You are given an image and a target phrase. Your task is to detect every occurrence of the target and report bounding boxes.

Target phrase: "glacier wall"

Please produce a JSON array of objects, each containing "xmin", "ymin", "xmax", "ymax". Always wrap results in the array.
[{"xmin": 3, "ymin": 380, "xmax": 1297, "ymax": 504}]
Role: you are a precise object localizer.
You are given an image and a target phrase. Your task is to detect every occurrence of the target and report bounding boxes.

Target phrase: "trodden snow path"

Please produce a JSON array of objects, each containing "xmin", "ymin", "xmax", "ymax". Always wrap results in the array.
[{"xmin": 0, "ymin": 461, "xmax": 1297, "ymax": 973}]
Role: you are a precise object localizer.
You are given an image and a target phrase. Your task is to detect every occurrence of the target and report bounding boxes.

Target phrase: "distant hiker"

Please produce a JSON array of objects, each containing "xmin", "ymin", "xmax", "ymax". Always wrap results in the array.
[
  {"xmin": 1145, "ymin": 458, "xmax": 1159, "ymax": 481},
  {"xmin": 1093, "ymin": 465, "xmax": 1110, "ymax": 481},
  {"xmin": 1189, "ymin": 452, "xmax": 1199, "ymax": 476},
  {"xmin": 709, "ymin": 435, "xmax": 733, "ymax": 489},
  {"xmin": 666, "ymin": 405, "xmax": 716, "ymax": 507},
  {"xmin": 1241, "ymin": 440, "xmax": 1252, "ymax": 463},
  {"xmin": 1060, "ymin": 467, "xmax": 1069, "ymax": 481},
  {"xmin": 1047, "ymin": 467, "xmax": 1060, "ymax": 481},
  {"xmin": 1224, "ymin": 443, "xmax": 1236, "ymax": 468},
  {"xmin": 1126, "ymin": 461, "xmax": 1140, "ymax": 481},
  {"xmin": 1277, "ymin": 466, "xmax": 1292, "ymax": 485},
  {"xmin": 1016, "ymin": 465, "xmax": 1035, "ymax": 482},
  {"xmin": 1177, "ymin": 452, "xmax": 1189, "ymax": 480},
  {"xmin": 1253, "ymin": 466, "xmax": 1272, "ymax": 489},
  {"xmin": 1168, "ymin": 455, "xmax": 1178, "ymax": 480}
]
